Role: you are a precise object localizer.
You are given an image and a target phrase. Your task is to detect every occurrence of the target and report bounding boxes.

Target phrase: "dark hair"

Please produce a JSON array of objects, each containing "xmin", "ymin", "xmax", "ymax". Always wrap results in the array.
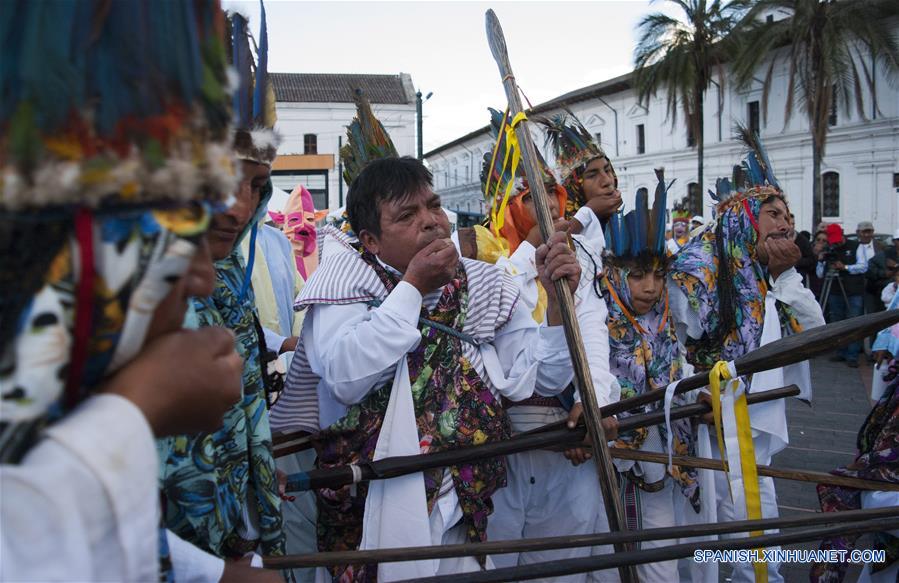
[{"xmin": 346, "ymin": 156, "xmax": 433, "ymax": 237}]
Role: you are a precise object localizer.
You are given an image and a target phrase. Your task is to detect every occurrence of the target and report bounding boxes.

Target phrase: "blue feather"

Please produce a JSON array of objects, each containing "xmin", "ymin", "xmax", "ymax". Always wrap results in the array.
[
  {"xmin": 651, "ymin": 168, "xmax": 667, "ymax": 255},
  {"xmin": 252, "ymin": 0, "xmax": 268, "ymax": 125},
  {"xmin": 625, "ymin": 211, "xmax": 640, "ymax": 257},
  {"xmin": 231, "ymin": 13, "xmax": 252, "ymax": 128}
]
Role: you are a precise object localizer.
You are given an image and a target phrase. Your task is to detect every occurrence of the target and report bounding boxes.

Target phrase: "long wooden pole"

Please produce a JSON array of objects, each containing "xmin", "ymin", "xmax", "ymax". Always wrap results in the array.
[
  {"xmin": 283, "ymin": 386, "xmax": 795, "ymax": 491},
  {"xmin": 610, "ymin": 448, "xmax": 899, "ymax": 492},
  {"xmin": 271, "ymin": 310, "xmax": 899, "ymax": 448},
  {"xmin": 602, "ymin": 309, "xmax": 899, "ymax": 417},
  {"xmin": 483, "ymin": 11, "xmax": 635, "ymax": 581},
  {"xmin": 263, "ymin": 506, "xmax": 899, "ymax": 569},
  {"xmin": 402, "ymin": 517, "xmax": 899, "ymax": 583}
]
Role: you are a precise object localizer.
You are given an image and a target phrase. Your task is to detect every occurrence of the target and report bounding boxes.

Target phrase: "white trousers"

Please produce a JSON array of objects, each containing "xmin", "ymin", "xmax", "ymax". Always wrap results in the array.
[
  {"xmin": 711, "ymin": 434, "xmax": 783, "ymax": 583},
  {"xmin": 627, "ymin": 477, "xmax": 680, "ymax": 583},
  {"xmin": 488, "ymin": 449, "xmax": 617, "ymax": 583}
]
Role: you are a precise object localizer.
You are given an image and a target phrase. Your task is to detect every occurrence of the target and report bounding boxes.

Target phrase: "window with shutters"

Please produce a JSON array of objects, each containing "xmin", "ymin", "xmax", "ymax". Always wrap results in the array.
[
  {"xmin": 822, "ymin": 171, "xmax": 840, "ymax": 217},
  {"xmin": 303, "ymin": 134, "xmax": 317, "ymax": 155}
]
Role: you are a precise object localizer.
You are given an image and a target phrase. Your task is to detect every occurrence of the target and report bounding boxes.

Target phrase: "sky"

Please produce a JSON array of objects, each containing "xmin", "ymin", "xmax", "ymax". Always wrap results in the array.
[{"xmin": 222, "ymin": 0, "xmax": 671, "ymax": 152}]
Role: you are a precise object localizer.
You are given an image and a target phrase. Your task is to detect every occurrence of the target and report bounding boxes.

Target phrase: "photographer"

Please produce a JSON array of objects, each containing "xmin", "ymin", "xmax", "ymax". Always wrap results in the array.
[
  {"xmin": 816, "ymin": 223, "xmax": 873, "ymax": 367},
  {"xmin": 867, "ymin": 229, "xmax": 899, "ymax": 309}
]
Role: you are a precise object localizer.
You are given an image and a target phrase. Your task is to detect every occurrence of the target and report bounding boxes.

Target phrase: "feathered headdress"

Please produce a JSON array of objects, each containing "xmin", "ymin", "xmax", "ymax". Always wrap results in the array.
[
  {"xmin": 480, "ymin": 107, "xmax": 556, "ymax": 225},
  {"xmin": 538, "ymin": 110, "xmax": 607, "ymax": 182},
  {"xmin": 229, "ymin": 2, "xmax": 279, "ymax": 166},
  {"xmin": 0, "ymin": 0, "xmax": 236, "ymax": 211},
  {"xmin": 605, "ymin": 169, "xmax": 670, "ymax": 266},
  {"xmin": 710, "ymin": 125, "xmax": 783, "ymax": 210},
  {"xmin": 671, "ymin": 199, "xmax": 691, "ymax": 224},
  {"xmin": 340, "ymin": 90, "xmax": 399, "ymax": 186},
  {"xmin": 537, "ymin": 110, "xmax": 615, "ymax": 218}
]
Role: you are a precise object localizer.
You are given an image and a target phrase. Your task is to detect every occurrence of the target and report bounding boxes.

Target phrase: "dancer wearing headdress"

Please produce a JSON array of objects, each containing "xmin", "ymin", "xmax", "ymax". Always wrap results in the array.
[
  {"xmin": 600, "ymin": 170, "xmax": 716, "ymax": 582},
  {"xmin": 0, "ymin": 1, "xmax": 266, "ymax": 580},
  {"xmin": 156, "ymin": 7, "xmax": 291, "ymax": 576},
  {"xmin": 667, "ymin": 201, "xmax": 692, "ymax": 255},
  {"xmin": 271, "ymin": 97, "xmax": 582, "ymax": 581},
  {"xmin": 668, "ymin": 129, "xmax": 825, "ymax": 583},
  {"xmin": 538, "ymin": 111, "xmax": 622, "ymax": 248},
  {"xmin": 464, "ymin": 110, "xmax": 619, "ymax": 582}
]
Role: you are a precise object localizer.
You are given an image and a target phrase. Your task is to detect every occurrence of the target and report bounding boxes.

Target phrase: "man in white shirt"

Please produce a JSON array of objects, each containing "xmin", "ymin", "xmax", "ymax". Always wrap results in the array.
[
  {"xmin": 817, "ymin": 222, "xmax": 880, "ymax": 367},
  {"xmin": 0, "ymin": 3, "xmax": 276, "ymax": 581},
  {"xmin": 271, "ymin": 156, "xmax": 581, "ymax": 581},
  {"xmin": 669, "ymin": 177, "xmax": 825, "ymax": 583}
]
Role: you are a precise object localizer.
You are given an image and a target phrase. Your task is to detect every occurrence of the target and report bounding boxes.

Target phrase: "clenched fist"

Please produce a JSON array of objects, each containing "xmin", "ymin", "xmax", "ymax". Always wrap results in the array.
[
  {"xmin": 536, "ymin": 232, "xmax": 581, "ymax": 325},
  {"xmin": 402, "ymin": 238, "xmax": 459, "ymax": 294}
]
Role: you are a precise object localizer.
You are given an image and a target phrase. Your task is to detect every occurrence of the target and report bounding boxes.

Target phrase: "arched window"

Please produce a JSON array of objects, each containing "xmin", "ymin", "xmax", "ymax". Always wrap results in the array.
[
  {"xmin": 687, "ymin": 183, "xmax": 702, "ymax": 216},
  {"xmin": 822, "ymin": 171, "xmax": 840, "ymax": 217}
]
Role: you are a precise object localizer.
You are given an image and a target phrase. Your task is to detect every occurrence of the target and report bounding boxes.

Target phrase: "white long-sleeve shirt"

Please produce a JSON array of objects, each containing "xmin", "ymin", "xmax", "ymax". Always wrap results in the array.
[
  {"xmin": 305, "ymin": 279, "xmax": 574, "ymax": 428},
  {"xmin": 1, "ymin": 395, "xmax": 161, "ymax": 582},
  {"xmin": 498, "ymin": 236, "xmax": 618, "ymax": 410},
  {"xmin": 0, "ymin": 393, "xmax": 229, "ymax": 583},
  {"xmin": 670, "ymin": 267, "xmax": 825, "ymax": 455}
]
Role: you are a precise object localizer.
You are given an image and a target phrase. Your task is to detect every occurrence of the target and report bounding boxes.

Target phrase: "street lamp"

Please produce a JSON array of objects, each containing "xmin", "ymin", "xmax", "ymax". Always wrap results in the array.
[{"xmin": 416, "ymin": 90, "xmax": 433, "ymax": 160}]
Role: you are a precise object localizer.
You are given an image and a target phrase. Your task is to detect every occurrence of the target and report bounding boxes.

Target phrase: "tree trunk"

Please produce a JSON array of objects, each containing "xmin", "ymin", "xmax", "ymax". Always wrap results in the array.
[
  {"xmin": 696, "ymin": 86, "xmax": 705, "ymax": 213},
  {"xmin": 812, "ymin": 138, "xmax": 822, "ymax": 230}
]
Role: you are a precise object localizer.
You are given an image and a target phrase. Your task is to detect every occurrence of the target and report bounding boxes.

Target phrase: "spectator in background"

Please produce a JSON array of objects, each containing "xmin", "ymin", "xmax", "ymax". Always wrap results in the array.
[
  {"xmin": 867, "ymin": 229, "xmax": 899, "ymax": 310},
  {"xmin": 809, "ymin": 230, "xmax": 830, "ymax": 300},
  {"xmin": 791, "ymin": 214, "xmax": 817, "ymax": 286},
  {"xmin": 690, "ymin": 215, "xmax": 704, "ymax": 232},
  {"xmin": 818, "ymin": 223, "xmax": 868, "ymax": 367}
]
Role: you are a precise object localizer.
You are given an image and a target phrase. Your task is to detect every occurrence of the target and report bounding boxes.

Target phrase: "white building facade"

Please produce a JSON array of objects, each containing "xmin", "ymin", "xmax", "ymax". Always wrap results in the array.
[
  {"xmin": 272, "ymin": 73, "xmax": 417, "ymax": 212},
  {"xmin": 425, "ymin": 34, "xmax": 899, "ymax": 234}
]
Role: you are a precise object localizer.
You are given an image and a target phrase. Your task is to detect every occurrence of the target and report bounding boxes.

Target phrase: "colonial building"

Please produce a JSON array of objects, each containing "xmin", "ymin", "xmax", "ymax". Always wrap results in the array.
[
  {"xmin": 272, "ymin": 73, "xmax": 417, "ymax": 211},
  {"xmin": 425, "ymin": 36, "xmax": 899, "ymax": 234}
]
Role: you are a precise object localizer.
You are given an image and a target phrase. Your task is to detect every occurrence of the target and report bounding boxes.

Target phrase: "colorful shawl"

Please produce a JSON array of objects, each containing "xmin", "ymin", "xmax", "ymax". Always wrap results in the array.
[
  {"xmin": 810, "ymin": 363, "xmax": 899, "ymax": 582},
  {"xmin": 602, "ymin": 264, "xmax": 700, "ymax": 510},
  {"xmin": 669, "ymin": 190, "xmax": 801, "ymax": 371},
  {"xmin": 157, "ymin": 181, "xmax": 286, "ymax": 559},
  {"xmin": 314, "ymin": 254, "xmax": 512, "ymax": 582}
]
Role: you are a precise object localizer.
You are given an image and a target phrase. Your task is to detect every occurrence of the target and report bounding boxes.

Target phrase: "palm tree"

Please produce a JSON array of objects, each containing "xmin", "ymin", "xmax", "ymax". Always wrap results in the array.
[
  {"xmin": 731, "ymin": 0, "xmax": 899, "ymax": 227},
  {"xmin": 634, "ymin": 0, "xmax": 747, "ymax": 206}
]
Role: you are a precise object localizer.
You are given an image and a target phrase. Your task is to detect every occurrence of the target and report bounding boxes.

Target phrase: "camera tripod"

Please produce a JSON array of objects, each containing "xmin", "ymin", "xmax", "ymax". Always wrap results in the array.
[{"xmin": 819, "ymin": 269, "xmax": 849, "ymax": 309}]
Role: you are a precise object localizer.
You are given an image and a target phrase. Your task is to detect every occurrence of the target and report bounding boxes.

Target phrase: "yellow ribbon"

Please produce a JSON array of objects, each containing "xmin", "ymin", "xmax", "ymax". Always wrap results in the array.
[
  {"xmin": 484, "ymin": 110, "xmax": 527, "ymax": 236},
  {"xmin": 709, "ymin": 361, "xmax": 768, "ymax": 583}
]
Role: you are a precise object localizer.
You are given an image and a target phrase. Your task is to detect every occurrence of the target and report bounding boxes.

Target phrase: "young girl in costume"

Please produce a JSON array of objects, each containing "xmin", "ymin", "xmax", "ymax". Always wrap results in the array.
[{"xmin": 600, "ymin": 170, "xmax": 710, "ymax": 583}]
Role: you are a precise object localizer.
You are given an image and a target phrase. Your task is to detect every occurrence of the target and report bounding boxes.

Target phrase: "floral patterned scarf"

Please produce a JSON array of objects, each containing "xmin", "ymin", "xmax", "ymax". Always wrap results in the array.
[
  {"xmin": 314, "ymin": 253, "xmax": 512, "ymax": 582},
  {"xmin": 669, "ymin": 191, "xmax": 801, "ymax": 371},
  {"xmin": 602, "ymin": 262, "xmax": 700, "ymax": 510}
]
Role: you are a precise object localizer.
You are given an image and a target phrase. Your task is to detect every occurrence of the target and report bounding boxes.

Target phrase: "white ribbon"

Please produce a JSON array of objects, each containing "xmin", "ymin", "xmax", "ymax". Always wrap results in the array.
[
  {"xmin": 663, "ymin": 379, "xmax": 682, "ymax": 473},
  {"xmin": 720, "ymin": 361, "xmax": 748, "ymax": 517}
]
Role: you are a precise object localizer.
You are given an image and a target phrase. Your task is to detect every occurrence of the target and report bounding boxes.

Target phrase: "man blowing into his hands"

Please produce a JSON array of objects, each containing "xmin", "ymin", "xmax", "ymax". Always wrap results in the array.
[{"xmin": 270, "ymin": 156, "xmax": 583, "ymax": 581}]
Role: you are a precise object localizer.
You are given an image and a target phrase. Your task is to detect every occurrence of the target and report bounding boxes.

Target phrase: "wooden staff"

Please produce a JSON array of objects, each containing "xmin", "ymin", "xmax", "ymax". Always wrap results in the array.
[
  {"xmin": 484, "ymin": 11, "xmax": 634, "ymax": 581},
  {"xmin": 602, "ymin": 309, "xmax": 899, "ymax": 418},
  {"xmin": 402, "ymin": 516, "xmax": 899, "ymax": 583},
  {"xmin": 273, "ymin": 434, "xmax": 312, "ymax": 458},
  {"xmin": 284, "ymin": 386, "xmax": 795, "ymax": 492},
  {"xmin": 271, "ymin": 309, "xmax": 899, "ymax": 449},
  {"xmin": 263, "ymin": 505, "xmax": 899, "ymax": 569},
  {"xmin": 610, "ymin": 448, "xmax": 899, "ymax": 492}
]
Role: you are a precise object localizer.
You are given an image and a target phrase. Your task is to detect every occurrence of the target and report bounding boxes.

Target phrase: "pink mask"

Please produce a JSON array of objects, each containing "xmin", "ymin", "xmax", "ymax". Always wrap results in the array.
[{"xmin": 282, "ymin": 185, "xmax": 319, "ymax": 279}]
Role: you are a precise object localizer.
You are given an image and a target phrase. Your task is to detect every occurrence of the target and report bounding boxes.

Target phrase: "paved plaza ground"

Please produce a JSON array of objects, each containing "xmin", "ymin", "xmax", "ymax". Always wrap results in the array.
[{"xmin": 715, "ymin": 355, "xmax": 877, "ymax": 582}]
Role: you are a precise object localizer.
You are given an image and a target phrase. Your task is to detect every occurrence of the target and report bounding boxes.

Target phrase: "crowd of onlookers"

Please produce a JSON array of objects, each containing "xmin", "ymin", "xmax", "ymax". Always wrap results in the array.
[{"xmin": 793, "ymin": 220, "xmax": 899, "ymax": 367}]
